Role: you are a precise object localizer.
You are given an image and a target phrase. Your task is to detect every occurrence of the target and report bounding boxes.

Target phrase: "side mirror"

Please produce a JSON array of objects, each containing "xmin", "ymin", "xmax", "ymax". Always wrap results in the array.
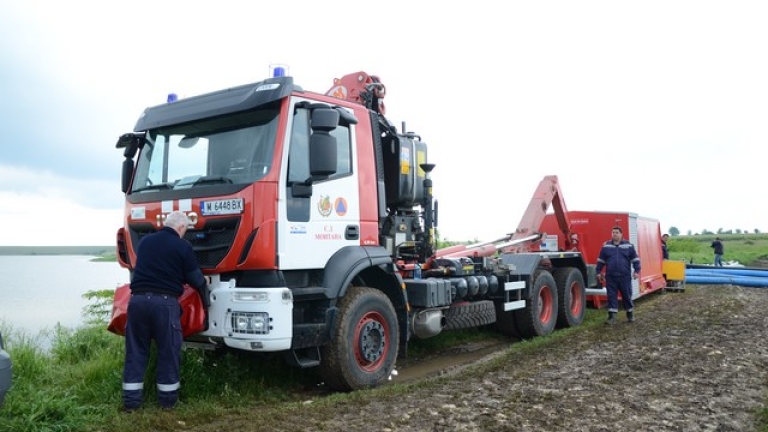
[
  {"xmin": 309, "ymin": 109, "xmax": 339, "ymax": 178},
  {"xmin": 121, "ymin": 159, "xmax": 134, "ymax": 193},
  {"xmin": 116, "ymin": 133, "xmax": 145, "ymax": 158}
]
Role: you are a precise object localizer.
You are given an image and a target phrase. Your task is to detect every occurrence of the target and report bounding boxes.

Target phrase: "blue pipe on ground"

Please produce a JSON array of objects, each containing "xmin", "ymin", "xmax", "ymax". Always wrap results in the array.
[
  {"xmin": 685, "ymin": 275, "xmax": 768, "ymax": 288},
  {"xmin": 686, "ymin": 268, "xmax": 768, "ymax": 278}
]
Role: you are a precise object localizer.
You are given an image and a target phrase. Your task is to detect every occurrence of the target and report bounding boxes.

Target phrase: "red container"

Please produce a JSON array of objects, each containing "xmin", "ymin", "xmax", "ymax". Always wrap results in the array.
[{"xmin": 541, "ymin": 211, "xmax": 666, "ymax": 308}]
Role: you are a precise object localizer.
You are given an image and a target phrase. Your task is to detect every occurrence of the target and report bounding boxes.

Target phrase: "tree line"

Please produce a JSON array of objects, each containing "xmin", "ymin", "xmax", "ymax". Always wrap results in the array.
[{"xmin": 667, "ymin": 227, "xmax": 762, "ymax": 236}]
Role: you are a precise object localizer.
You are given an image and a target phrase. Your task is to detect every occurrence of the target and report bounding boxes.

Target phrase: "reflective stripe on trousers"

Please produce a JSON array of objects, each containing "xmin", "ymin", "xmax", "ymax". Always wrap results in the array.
[
  {"xmin": 158, "ymin": 382, "xmax": 180, "ymax": 392},
  {"xmin": 122, "ymin": 382, "xmax": 144, "ymax": 391}
]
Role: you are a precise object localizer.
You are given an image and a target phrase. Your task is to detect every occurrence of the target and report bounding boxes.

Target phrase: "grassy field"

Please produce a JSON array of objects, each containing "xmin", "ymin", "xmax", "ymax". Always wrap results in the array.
[
  {"xmin": 667, "ymin": 233, "xmax": 768, "ymax": 267},
  {"xmin": 0, "ymin": 315, "xmax": 509, "ymax": 431}
]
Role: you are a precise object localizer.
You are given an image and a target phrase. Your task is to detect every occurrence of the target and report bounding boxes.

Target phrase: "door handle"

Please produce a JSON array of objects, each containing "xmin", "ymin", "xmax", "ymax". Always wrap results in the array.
[{"xmin": 345, "ymin": 225, "xmax": 359, "ymax": 240}]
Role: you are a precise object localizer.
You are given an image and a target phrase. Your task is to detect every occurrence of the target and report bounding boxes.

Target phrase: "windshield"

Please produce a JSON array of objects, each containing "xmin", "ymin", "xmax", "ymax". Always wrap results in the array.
[{"xmin": 131, "ymin": 107, "xmax": 280, "ymax": 193}]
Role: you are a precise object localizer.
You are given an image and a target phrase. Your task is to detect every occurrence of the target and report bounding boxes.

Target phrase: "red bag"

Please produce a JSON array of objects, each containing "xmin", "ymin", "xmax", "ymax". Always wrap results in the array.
[{"xmin": 108, "ymin": 284, "xmax": 206, "ymax": 338}]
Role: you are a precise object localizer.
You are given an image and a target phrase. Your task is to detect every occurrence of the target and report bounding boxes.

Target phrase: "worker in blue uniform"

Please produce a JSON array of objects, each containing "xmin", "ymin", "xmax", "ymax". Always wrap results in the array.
[
  {"xmin": 595, "ymin": 226, "xmax": 641, "ymax": 324},
  {"xmin": 122, "ymin": 211, "xmax": 208, "ymax": 411}
]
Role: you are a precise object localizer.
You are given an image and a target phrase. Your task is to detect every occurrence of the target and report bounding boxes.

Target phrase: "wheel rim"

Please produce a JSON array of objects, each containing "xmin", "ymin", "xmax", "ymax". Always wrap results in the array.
[
  {"xmin": 354, "ymin": 311, "xmax": 390, "ymax": 372},
  {"xmin": 538, "ymin": 285, "xmax": 553, "ymax": 323},
  {"xmin": 570, "ymin": 281, "xmax": 583, "ymax": 316}
]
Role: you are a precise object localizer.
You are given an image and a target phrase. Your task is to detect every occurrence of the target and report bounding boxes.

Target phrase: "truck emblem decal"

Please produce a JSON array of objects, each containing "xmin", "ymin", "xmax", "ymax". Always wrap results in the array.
[
  {"xmin": 334, "ymin": 197, "xmax": 348, "ymax": 216},
  {"xmin": 317, "ymin": 195, "xmax": 332, "ymax": 217}
]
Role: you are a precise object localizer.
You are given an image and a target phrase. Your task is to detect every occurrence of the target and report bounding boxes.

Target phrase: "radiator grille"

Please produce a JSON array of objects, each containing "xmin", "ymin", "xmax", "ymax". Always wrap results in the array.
[{"xmin": 129, "ymin": 217, "xmax": 240, "ymax": 268}]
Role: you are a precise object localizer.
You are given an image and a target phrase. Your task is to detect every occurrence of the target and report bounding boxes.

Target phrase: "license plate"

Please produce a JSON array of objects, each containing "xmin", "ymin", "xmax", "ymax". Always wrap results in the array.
[{"xmin": 200, "ymin": 198, "xmax": 244, "ymax": 216}]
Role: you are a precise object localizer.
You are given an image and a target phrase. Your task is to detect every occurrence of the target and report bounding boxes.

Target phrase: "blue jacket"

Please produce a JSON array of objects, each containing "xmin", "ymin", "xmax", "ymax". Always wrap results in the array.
[
  {"xmin": 130, "ymin": 227, "xmax": 206, "ymax": 297},
  {"xmin": 595, "ymin": 239, "xmax": 641, "ymax": 278}
]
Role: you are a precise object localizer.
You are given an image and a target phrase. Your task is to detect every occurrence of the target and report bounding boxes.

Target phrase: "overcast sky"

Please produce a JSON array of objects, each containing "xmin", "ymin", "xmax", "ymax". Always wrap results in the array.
[{"xmin": 1, "ymin": 1, "xmax": 766, "ymax": 246}]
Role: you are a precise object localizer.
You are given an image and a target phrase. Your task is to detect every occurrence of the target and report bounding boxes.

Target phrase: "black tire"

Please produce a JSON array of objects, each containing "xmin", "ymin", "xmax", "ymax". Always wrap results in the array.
[
  {"xmin": 319, "ymin": 286, "xmax": 399, "ymax": 391},
  {"xmin": 553, "ymin": 267, "xmax": 586, "ymax": 329},
  {"xmin": 495, "ymin": 300, "xmax": 521, "ymax": 338},
  {"xmin": 443, "ymin": 300, "xmax": 496, "ymax": 331},
  {"xmin": 514, "ymin": 270, "xmax": 558, "ymax": 339}
]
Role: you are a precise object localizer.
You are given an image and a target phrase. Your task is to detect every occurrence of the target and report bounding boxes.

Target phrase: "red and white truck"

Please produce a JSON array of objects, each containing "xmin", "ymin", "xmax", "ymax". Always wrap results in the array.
[{"xmin": 114, "ymin": 70, "xmax": 656, "ymax": 391}]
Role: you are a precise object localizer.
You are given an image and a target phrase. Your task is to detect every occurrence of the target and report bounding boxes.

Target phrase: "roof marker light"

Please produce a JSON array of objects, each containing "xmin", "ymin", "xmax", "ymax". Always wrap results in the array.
[
  {"xmin": 167, "ymin": 93, "xmax": 178, "ymax": 103},
  {"xmin": 269, "ymin": 63, "xmax": 289, "ymax": 78}
]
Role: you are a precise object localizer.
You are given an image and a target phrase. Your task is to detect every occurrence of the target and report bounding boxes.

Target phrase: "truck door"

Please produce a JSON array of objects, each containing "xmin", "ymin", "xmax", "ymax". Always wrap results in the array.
[{"xmin": 277, "ymin": 100, "xmax": 360, "ymax": 269}]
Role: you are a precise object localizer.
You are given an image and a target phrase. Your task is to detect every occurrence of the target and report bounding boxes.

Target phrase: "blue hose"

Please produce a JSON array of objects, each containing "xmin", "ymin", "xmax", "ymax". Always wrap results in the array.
[
  {"xmin": 685, "ymin": 274, "xmax": 768, "ymax": 288},
  {"xmin": 686, "ymin": 268, "xmax": 768, "ymax": 278}
]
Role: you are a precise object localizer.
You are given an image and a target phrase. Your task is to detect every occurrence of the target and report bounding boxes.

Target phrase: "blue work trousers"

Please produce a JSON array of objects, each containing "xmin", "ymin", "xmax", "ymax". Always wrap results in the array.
[
  {"xmin": 122, "ymin": 293, "xmax": 182, "ymax": 409},
  {"xmin": 605, "ymin": 275, "xmax": 634, "ymax": 313}
]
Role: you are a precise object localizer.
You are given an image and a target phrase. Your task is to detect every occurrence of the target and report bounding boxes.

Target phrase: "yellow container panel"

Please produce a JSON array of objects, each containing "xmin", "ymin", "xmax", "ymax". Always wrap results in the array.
[{"xmin": 662, "ymin": 260, "xmax": 686, "ymax": 281}]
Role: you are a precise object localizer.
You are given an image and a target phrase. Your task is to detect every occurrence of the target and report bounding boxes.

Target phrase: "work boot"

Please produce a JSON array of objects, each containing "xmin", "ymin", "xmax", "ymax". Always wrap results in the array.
[
  {"xmin": 627, "ymin": 311, "xmax": 635, "ymax": 323},
  {"xmin": 604, "ymin": 312, "xmax": 617, "ymax": 325}
]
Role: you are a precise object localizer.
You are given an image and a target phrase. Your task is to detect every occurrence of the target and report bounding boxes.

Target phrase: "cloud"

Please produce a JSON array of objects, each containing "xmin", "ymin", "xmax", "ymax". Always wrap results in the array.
[
  {"xmin": 0, "ymin": 190, "xmax": 122, "ymax": 246},
  {"xmin": 0, "ymin": 166, "xmax": 123, "ymax": 246}
]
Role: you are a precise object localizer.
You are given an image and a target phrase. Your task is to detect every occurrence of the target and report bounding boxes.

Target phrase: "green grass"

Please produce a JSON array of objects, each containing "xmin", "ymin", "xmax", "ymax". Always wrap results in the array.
[
  {"xmin": 0, "ymin": 322, "xmax": 320, "ymax": 431},
  {"xmin": 91, "ymin": 253, "xmax": 117, "ymax": 262},
  {"xmin": 667, "ymin": 233, "xmax": 768, "ymax": 266}
]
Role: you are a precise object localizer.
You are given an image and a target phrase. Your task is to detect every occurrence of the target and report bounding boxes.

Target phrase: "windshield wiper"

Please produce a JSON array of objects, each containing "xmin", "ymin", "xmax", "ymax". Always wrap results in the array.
[
  {"xmin": 192, "ymin": 175, "xmax": 233, "ymax": 186},
  {"xmin": 132, "ymin": 182, "xmax": 173, "ymax": 193}
]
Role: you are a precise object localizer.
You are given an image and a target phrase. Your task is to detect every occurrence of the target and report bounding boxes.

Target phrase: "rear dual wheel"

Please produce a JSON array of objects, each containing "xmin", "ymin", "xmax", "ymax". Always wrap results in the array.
[
  {"xmin": 553, "ymin": 267, "xmax": 586, "ymax": 328},
  {"xmin": 496, "ymin": 270, "xmax": 558, "ymax": 339}
]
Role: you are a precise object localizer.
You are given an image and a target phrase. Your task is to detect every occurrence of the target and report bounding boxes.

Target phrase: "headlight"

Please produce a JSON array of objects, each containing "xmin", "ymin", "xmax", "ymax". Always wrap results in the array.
[
  {"xmin": 249, "ymin": 315, "xmax": 266, "ymax": 331},
  {"xmin": 236, "ymin": 316, "xmax": 249, "ymax": 330},
  {"xmin": 230, "ymin": 312, "xmax": 270, "ymax": 334}
]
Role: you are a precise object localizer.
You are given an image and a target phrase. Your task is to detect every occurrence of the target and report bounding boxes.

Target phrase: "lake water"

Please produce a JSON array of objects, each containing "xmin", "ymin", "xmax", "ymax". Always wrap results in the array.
[{"xmin": 0, "ymin": 255, "xmax": 130, "ymax": 345}]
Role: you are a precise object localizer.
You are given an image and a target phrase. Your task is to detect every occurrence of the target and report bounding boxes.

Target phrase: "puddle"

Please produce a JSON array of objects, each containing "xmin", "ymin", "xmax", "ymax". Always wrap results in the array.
[{"xmin": 390, "ymin": 339, "xmax": 510, "ymax": 385}]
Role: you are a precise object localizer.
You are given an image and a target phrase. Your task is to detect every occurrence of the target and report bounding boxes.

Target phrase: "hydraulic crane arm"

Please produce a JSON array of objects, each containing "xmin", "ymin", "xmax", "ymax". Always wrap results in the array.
[
  {"xmin": 326, "ymin": 72, "xmax": 386, "ymax": 115},
  {"xmin": 433, "ymin": 175, "xmax": 574, "ymax": 261},
  {"xmin": 502, "ymin": 175, "xmax": 572, "ymax": 253}
]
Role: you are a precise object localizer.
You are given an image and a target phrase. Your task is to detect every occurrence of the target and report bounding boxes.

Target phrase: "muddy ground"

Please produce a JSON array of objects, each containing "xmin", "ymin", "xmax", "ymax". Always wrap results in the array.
[{"xmin": 189, "ymin": 285, "xmax": 768, "ymax": 432}]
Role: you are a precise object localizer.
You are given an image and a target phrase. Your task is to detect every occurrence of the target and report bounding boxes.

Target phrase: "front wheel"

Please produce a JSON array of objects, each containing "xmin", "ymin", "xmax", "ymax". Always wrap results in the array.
[{"xmin": 319, "ymin": 286, "xmax": 399, "ymax": 391}]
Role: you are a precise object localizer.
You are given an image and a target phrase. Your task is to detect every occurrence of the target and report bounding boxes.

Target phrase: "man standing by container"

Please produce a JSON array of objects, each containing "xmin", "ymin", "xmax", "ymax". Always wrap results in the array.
[
  {"xmin": 710, "ymin": 237, "xmax": 724, "ymax": 266},
  {"xmin": 595, "ymin": 226, "xmax": 641, "ymax": 324},
  {"xmin": 122, "ymin": 211, "xmax": 208, "ymax": 412},
  {"xmin": 661, "ymin": 234, "xmax": 670, "ymax": 259}
]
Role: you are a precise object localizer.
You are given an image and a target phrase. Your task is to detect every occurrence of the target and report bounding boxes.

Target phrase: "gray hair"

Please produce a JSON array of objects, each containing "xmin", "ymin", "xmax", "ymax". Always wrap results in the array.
[{"xmin": 164, "ymin": 211, "xmax": 190, "ymax": 229}]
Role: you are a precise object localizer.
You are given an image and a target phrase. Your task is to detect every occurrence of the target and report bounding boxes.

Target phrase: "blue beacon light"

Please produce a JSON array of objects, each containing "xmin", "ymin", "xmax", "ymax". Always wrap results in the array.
[
  {"xmin": 273, "ymin": 66, "xmax": 286, "ymax": 77},
  {"xmin": 167, "ymin": 93, "xmax": 178, "ymax": 103}
]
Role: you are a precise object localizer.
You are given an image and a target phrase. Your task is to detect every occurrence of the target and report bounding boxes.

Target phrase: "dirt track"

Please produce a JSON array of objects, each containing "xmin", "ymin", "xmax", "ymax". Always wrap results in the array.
[{"xmin": 193, "ymin": 285, "xmax": 768, "ymax": 432}]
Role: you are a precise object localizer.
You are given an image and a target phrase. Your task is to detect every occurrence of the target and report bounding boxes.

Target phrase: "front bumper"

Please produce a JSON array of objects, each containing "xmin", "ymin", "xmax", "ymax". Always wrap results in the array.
[{"xmin": 197, "ymin": 279, "xmax": 293, "ymax": 352}]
